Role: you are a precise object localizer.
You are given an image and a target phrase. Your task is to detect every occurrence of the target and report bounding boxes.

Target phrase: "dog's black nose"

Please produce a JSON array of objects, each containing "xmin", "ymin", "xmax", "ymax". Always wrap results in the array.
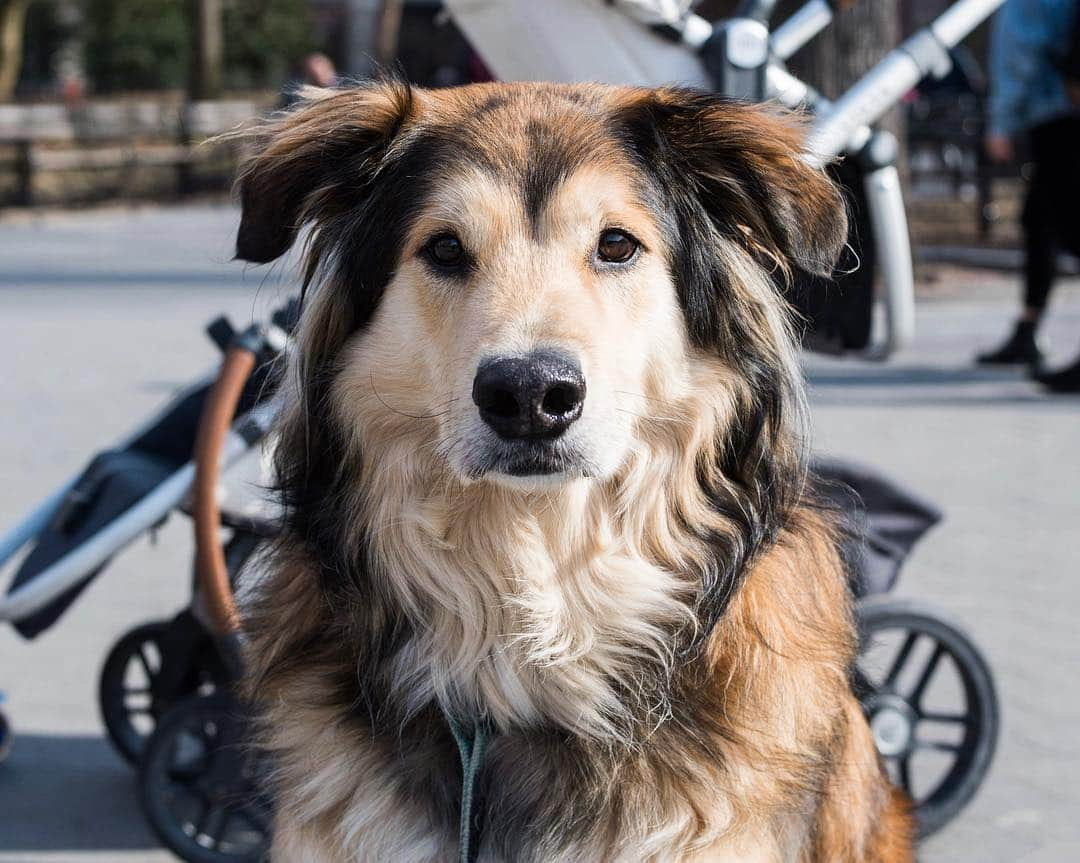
[{"xmin": 472, "ymin": 351, "xmax": 586, "ymax": 440}]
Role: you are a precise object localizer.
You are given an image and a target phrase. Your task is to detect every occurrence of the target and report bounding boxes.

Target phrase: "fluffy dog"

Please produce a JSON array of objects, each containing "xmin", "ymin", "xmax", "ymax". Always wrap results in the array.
[{"xmin": 235, "ymin": 80, "xmax": 913, "ymax": 862}]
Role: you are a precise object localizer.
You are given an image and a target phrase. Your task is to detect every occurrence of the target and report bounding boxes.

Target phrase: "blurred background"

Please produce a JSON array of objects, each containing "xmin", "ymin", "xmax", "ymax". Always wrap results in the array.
[
  {"xmin": 0, "ymin": 0, "xmax": 1023, "ymax": 246},
  {"xmin": 1, "ymin": 2, "xmax": 1077, "ymax": 863}
]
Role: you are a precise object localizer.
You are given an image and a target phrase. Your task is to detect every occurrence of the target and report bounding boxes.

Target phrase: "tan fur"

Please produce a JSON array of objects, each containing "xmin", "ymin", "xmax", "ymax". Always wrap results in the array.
[{"xmin": 237, "ymin": 81, "xmax": 913, "ymax": 862}]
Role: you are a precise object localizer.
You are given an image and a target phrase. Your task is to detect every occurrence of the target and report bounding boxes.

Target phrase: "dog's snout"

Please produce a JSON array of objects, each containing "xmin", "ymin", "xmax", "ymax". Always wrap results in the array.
[{"xmin": 472, "ymin": 351, "xmax": 586, "ymax": 440}]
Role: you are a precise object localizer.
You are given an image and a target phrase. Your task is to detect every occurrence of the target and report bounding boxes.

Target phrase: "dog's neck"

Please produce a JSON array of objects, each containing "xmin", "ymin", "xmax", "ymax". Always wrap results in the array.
[
  {"xmin": 346, "ymin": 374, "xmax": 784, "ymax": 742},
  {"xmin": 361, "ymin": 463, "xmax": 701, "ymax": 740}
]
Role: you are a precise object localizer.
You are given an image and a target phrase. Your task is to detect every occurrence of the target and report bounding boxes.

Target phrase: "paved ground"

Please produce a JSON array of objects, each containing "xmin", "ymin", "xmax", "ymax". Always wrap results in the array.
[{"xmin": 1, "ymin": 204, "xmax": 1077, "ymax": 862}]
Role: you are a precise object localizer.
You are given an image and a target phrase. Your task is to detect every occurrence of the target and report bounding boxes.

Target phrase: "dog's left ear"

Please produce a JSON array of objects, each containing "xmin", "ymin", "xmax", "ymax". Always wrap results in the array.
[
  {"xmin": 235, "ymin": 81, "xmax": 415, "ymax": 264},
  {"xmin": 628, "ymin": 90, "xmax": 848, "ymax": 277}
]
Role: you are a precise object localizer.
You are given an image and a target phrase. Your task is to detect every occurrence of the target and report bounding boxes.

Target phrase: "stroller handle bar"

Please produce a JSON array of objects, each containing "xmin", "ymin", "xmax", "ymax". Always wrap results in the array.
[
  {"xmin": 805, "ymin": 0, "xmax": 1005, "ymax": 164},
  {"xmin": 1, "ymin": 305, "xmax": 291, "ymax": 630},
  {"xmin": 192, "ymin": 345, "xmax": 258, "ymax": 635},
  {"xmin": 770, "ymin": 0, "xmax": 833, "ymax": 61}
]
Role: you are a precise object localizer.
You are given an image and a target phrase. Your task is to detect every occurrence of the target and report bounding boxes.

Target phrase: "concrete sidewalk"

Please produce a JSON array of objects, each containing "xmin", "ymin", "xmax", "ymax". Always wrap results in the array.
[{"xmin": 1, "ymin": 205, "xmax": 1078, "ymax": 862}]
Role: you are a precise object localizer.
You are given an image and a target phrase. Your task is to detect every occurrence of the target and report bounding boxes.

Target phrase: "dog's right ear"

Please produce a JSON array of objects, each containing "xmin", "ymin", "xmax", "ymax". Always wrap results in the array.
[{"xmin": 235, "ymin": 81, "xmax": 415, "ymax": 264}]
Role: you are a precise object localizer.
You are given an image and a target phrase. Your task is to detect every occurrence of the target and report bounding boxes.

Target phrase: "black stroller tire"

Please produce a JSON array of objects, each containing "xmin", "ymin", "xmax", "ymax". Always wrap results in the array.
[
  {"xmin": 100, "ymin": 620, "xmax": 172, "ymax": 764},
  {"xmin": 139, "ymin": 691, "xmax": 271, "ymax": 863},
  {"xmin": 856, "ymin": 596, "xmax": 999, "ymax": 838},
  {"xmin": 100, "ymin": 617, "xmax": 226, "ymax": 766}
]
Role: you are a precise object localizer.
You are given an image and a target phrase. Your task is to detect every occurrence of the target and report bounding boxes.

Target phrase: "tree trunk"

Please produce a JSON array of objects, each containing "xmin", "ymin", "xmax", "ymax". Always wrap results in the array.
[
  {"xmin": 0, "ymin": 0, "xmax": 30, "ymax": 102},
  {"xmin": 190, "ymin": 0, "xmax": 223, "ymax": 100},
  {"xmin": 375, "ymin": 0, "xmax": 404, "ymax": 67},
  {"xmin": 779, "ymin": 0, "xmax": 903, "ymax": 135},
  {"xmin": 344, "ymin": 0, "xmax": 381, "ymax": 79}
]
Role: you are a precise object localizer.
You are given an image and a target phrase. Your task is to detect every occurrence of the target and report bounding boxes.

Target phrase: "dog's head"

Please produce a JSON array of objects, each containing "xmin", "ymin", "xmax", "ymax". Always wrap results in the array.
[{"xmin": 238, "ymin": 80, "xmax": 844, "ymax": 565}]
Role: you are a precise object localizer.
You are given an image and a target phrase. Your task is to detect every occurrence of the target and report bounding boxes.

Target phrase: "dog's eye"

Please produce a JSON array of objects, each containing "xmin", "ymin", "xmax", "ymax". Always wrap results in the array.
[
  {"xmin": 597, "ymin": 230, "xmax": 639, "ymax": 264},
  {"xmin": 425, "ymin": 234, "xmax": 465, "ymax": 269}
]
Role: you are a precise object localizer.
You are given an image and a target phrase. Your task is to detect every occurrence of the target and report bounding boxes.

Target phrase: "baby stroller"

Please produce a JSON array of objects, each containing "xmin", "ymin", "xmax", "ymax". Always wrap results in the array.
[
  {"xmin": 0, "ymin": 302, "xmax": 297, "ymax": 861},
  {"xmin": 815, "ymin": 457, "xmax": 999, "ymax": 838},
  {"xmin": 129, "ymin": 318, "xmax": 292, "ymax": 863},
  {"xmin": 0, "ymin": 301, "xmax": 294, "ymax": 775}
]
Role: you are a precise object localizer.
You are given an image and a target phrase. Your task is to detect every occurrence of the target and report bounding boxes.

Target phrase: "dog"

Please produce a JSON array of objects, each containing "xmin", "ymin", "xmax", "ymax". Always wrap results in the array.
[{"xmin": 235, "ymin": 80, "xmax": 913, "ymax": 862}]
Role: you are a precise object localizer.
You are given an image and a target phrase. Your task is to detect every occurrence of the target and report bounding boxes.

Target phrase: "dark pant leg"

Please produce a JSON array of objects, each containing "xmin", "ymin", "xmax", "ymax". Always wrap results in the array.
[
  {"xmin": 1022, "ymin": 124, "xmax": 1060, "ymax": 311},
  {"xmin": 1022, "ymin": 116, "xmax": 1080, "ymax": 311},
  {"xmin": 1022, "ymin": 176, "xmax": 1056, "ymax": 311}
]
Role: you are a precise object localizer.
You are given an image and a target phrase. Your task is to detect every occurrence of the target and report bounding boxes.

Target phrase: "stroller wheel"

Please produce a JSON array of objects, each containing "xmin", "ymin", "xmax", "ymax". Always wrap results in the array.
[
  {"xmin": 140, "ymin": 691, "xmax": 271, "ymax": 863},
  {"xmin": 855, "ymin": 596, "xmax": 999, "ymax": 838},
  {"xmin": 100, "ymin": 620, "xmax": 221, "ymax": 765},
  {"xmin": 100, "ymin": 621, "xmax": 171, "ymax": 763}
]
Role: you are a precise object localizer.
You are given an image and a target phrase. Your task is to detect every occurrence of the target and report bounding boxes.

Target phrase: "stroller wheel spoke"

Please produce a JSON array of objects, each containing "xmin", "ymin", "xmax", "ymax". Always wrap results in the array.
[
  {"xmin": 919, "ymin": 710, "xmax": 969, "ymax": 725},
  {"xmin": 897, "ymin": 756, "xmax": 913, "ymax": 797},
  {"xmin": 909, "ymin": 644, "xmax": 945, "ymax": 707},
  {"xmin": 915, "ymin": 738, "xmax": 961, "ymax": 754},
  {"xmin": 884, "ymin": 633, "xmax": 918, "ymax": 690},
  {"xmin": 180, "ymin": 776, "xmax": 215, "ymax": 805},
  {"xmin": 137, "ymin": 646, "xmax": 157, "ymax": 681},
  {"xmin": 233, "ymin": 801, "xmax": 270, "ymax": 835},
  {"xmin": 196, "ymin": 800, "xmax": 228, "ymax": 845},
  {"xmin": 210, "ymin": 812, "xmax": 233, "ymax": 850}
]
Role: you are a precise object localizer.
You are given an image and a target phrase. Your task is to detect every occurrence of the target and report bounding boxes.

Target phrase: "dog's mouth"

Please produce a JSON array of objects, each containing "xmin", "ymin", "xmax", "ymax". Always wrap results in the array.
[
  {"xmin": 501, "ymin": 443, "xmax": 579, "ymax": 477},
  {"xmin": 469, "ymin": 438, "xmax": 592, "ymax": 483}
]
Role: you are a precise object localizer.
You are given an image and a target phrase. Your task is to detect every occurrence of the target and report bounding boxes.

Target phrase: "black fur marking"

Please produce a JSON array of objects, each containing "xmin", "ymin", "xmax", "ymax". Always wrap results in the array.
[
  {"xmin": 236, "ymin": 81, "xmax": 416, "ymax": 265},
  {"xmin": 613, "ymin": 94, "xmax": 806, "ymax": 639},
  {"xmin": 521, "ymin": 119, "xmax": 582, "ymax": 228}
]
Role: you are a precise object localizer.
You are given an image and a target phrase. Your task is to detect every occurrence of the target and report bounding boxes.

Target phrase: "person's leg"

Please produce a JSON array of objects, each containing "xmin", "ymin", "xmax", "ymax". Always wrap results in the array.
[
  {"xmin": 977, "ymin": 124, "xmax": 1056, "ymax": 366},
  {"xmin": 1034, "ymin": 116, "xmax": 1080, "ymax": 392},
  {"xmin": 1021, "ymin": 174, "xmax": 1057, "ymax": 317}
]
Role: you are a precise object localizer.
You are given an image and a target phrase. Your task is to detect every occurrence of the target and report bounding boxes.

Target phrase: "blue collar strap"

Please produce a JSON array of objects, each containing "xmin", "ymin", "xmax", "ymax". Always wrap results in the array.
[{"xmin": 446, "ymin": 714, "xmax": 490, "ymax": 863}]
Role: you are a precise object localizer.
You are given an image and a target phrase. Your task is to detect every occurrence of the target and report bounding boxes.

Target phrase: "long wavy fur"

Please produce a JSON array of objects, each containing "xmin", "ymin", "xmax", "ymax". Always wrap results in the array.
[{"xmin": 235, "ymin": 81, "xmax": 912, "ymax": 862}]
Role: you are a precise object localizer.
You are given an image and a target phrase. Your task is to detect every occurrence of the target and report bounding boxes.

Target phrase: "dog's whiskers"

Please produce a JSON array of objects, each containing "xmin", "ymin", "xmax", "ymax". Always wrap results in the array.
[
  {"xmin": 614, "ymin": 389, "xmax": 677, "ymax": 407},
  {"xmin": 368, "ymin": 372, "xmax": 460, "ymax": 420}
]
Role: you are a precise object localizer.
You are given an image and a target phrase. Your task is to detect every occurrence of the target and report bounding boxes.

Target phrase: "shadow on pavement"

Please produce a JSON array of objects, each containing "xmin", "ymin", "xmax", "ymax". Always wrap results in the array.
[
  {"xmin": 808, "ymin": 390, "xmax": 1064, "ymax": 407},
  {"xmin": 804, "ymin": 364, "xmax": 1080, "ymax": 406},
  {"xmin": 806, "ymin": 365, "xmax": 1028, "ymax": 388},
  {"xmin": 0, "ymin": 732, "xmax": 162, "ymax": 852}
]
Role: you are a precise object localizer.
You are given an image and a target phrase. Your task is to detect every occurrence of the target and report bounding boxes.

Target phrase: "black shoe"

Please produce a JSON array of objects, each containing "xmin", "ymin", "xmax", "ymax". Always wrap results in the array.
[
  {"xmin": 1035, "ymin": 354, "xmax": 1080, "ymax": 393},
  {"xmin": 976, "ymin": 320, "xmax": 1045, "ymax": 368}
]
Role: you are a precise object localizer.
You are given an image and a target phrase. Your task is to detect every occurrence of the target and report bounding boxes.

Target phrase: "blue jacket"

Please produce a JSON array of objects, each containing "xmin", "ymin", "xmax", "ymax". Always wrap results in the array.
[{"xmin": 988, "ymin": 0, "xmax": 1079, "ymax": 135}]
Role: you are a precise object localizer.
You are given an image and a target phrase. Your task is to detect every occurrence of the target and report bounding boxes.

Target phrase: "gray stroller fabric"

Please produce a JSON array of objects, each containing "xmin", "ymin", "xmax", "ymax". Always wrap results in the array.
[
  {"xmin": 812, "ymin": 457, "xmax": 943, "ymax": 597},
  {"xmin": 8, "ymin": 449, "xmax": 178, "ymax": 639}
]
